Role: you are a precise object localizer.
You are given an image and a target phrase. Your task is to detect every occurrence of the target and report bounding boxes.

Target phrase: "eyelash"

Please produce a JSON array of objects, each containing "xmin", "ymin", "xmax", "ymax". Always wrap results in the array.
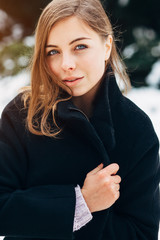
[{"xmin": 47, "ymin": 44, "xmax": 88, "ymax": 56}]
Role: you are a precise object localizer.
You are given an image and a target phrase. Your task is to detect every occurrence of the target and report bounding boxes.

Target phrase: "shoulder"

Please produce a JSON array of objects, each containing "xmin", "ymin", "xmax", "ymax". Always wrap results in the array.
[
  {"xmin": 2, "ymin": 93, "xmax": 25, "ymax": 112},
  {"xmin": 109, "ymin": 78, "xmax": 156, "ymax": 138},
  {"xmin": 0, "ymin": 93, "xmax": 27, "ymax": 129},
  {"xmin": 120, "ymin": 95, "xmax": 152, "ymax": 127},
  {"xmin": 113, "ymin": 93, "xmax": 159, "ymax": 151},
  {"xmin": 121, "ymin": 95, "xmax": 155, "ymax": 132}
]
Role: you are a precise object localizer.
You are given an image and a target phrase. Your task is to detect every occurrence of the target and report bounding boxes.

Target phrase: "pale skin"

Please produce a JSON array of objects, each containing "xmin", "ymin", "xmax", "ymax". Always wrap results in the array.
[
  {"xmin": 46, "ymin": 16, "xmax": 121, "ymax": 213},
  {"xmin": 82, "ymin": 163, "xmax": 121, "ymax": 213}
]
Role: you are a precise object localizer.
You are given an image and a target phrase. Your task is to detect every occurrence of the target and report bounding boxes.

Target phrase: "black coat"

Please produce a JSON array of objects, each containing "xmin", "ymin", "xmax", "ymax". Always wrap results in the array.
[{"xmin": 0, "ymin": 74, "xmax": 159, "ymax": 240}]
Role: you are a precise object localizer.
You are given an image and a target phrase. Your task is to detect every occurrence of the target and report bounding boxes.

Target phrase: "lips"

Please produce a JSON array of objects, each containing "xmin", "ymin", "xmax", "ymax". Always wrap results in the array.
[
  {"xmin": 63, "ymin": 77, "xmax": 83, "ymax": 82},
  {"xmin": 62, "ymin": 76, "xmax": 84, "ymax": 86}
]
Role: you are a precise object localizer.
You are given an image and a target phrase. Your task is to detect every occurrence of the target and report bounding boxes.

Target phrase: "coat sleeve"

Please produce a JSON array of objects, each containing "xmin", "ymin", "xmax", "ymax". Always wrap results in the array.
[
  {"xmin": 102, "ymin": 123, "xmax": 160, "ymax": 239},
  {"xmin": 0, "ymin": 100, "xmax": 76, "ymax": 239}
]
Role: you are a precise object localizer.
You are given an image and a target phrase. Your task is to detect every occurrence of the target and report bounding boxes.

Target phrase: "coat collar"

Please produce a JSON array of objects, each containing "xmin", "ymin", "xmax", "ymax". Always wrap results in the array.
[
  {"xmin": 89, "ymin": 71, "xmax": 123, "ymax": 152},
  {"xmin": 56, "ymin": 71, "xmax": 123, "ymax": 153}
]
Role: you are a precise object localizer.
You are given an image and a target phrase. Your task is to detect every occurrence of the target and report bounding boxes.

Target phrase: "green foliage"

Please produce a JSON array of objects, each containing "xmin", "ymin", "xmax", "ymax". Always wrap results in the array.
[
  {"xmin": 103, "ymin": 0, "xmax": 160, "ymax": 86},
  {"xmin": 0, "ymin": 42, "xmax": 33, "ymax": 78},
  {"xmin": 123, "ymin": 36, "xmax": 160, "ymax": 86}
]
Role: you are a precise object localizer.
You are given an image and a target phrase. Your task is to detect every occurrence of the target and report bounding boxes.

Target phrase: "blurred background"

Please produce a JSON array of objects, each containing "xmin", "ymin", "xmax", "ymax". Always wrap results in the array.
[
  {"xmin": 0, "ymin": 0, "xmax": 160, "ymax": 84},
  {"xmin": 1, "ymin": 0, "xmax": 159, "ymax": 134},
  {"xmin": 0, "ymin": 0, "xmax": 160, "ymax": 238}
]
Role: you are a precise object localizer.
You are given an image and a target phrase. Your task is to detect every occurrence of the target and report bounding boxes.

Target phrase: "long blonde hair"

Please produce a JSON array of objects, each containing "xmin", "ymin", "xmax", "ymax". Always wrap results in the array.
[{"xmin": 22, "ymin": 0, "xmax": 130, "ymax": 137}]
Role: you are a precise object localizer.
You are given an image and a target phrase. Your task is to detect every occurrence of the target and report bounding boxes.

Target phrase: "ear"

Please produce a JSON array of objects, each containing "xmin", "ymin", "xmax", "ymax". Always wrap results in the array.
[{"xmin": 105, "ymin": 35, "xmax": 113, "ymax": 61}]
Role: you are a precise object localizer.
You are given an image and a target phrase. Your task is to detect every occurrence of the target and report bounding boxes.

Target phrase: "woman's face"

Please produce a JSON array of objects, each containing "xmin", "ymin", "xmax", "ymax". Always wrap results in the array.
[{"xmin": 46, "ymin": 16, "xmax": 112, "ymax": 97}]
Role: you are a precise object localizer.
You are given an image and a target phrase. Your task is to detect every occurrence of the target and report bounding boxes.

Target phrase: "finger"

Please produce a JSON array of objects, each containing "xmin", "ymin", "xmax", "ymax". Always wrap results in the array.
[
  {"xmin": 88, "ymin": 163, "xmax": 104, "ymax": 175},
  {"xmin": 111, "ymin": 183, "xmax": 120, "ymax": 192},
  {"xmin": 113, "ymin": 175, "xmax": 121, "ymax": 184},
  {"xmin": 115, "ymin": 191, "xmax": 120, "ymax": 200},
  {"xmin": 115, "ymin": 184, "xmax": 120, "ymax": 191},
  {"xmin": 102, "ymin": 163, "xmax": 119, "ymax": 175}
]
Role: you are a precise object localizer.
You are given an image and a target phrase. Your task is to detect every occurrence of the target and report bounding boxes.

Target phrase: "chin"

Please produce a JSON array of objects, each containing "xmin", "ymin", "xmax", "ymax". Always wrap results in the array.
[{"xmin": 72, "ymin": 91, "xmax": 88, "ymax": 97}]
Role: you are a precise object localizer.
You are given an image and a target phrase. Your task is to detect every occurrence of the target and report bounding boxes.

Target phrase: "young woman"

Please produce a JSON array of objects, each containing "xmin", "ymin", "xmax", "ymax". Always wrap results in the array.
[{"xmin": 0, "ymin": 0, "xmax": 159, "ymax": 239}]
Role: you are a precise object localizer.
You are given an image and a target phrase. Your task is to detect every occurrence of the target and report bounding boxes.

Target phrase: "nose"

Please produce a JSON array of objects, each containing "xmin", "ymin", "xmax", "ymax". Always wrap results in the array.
[{"xmin": 61, "ymin": 53, "xmax": 76, "ymax": 71}]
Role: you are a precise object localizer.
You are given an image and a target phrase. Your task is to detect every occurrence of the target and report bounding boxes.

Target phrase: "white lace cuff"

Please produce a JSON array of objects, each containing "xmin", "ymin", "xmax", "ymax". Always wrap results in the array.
[{"xmin": 73, "ymin": 185, "xmax": 93, "ymax": 232}]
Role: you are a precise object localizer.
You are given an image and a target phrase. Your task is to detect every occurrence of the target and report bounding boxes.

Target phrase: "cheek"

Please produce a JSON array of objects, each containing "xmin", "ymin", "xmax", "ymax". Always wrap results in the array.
[
  {"xmin": 84, "ymin": 49, "xmax": 105, "ymax": 67},
  {"xmin": 79, "ymin": 52, "xmax": 96, "ymax": 71},
  {"xmin": 47, "ymin": 59, "xmax": 60, "ymax": 77},
  {"xmin": 84, "ymin": 51, "xmax": 105, "ymax": 76}
]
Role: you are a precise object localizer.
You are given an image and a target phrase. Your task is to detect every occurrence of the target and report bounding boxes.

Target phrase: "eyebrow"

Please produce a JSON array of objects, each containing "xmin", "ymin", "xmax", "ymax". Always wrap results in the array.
[{"xmin": 45, "ymin": 37, "xmax": 91, "ymax": 48}]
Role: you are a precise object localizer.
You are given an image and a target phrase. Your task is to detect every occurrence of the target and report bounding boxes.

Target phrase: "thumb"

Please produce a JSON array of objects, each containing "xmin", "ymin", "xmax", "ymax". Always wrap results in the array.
[
  {"xmin": 88, "ymin": 163, "xmax": 104, "ymax": 176},
  {"xmin": 103, "ymin": 163, "xmax": 119, "ymax": 176}
]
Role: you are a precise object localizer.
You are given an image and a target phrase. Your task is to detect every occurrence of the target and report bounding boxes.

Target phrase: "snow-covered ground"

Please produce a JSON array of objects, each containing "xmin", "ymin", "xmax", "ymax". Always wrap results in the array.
[{"xmin": 0, "ymin": 72, "xmax": 160, "ymax": 239}]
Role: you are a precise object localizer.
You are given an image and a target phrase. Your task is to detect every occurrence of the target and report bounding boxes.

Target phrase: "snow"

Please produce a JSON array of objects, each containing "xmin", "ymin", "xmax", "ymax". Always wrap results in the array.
[
  {"xmin": 0, "ymin": 72, "xmax": 160, "ymax": 239},
  {"xmin": 146, "ymin": 60, "xmax": 160, "ymax": 87},
  {"xmin": 0, "ymin": 71, "xmax": 30, "ymax": 114}
]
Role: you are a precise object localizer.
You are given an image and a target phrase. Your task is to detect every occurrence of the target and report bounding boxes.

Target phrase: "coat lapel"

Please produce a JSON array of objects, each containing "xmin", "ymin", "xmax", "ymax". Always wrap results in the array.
[
  {"xmin": 56, "ymin": 72, "xmax": 121, "ymax": 167},
  {"xmin": 90, "ymin": 73, "xmax": 116, "ymax": 153}
]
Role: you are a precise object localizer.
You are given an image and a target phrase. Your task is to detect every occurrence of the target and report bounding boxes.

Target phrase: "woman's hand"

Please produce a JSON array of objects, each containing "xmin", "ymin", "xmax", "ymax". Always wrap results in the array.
[{"xmin": 81, "ymin": 163, "xmax": 121, "ymax": 213}]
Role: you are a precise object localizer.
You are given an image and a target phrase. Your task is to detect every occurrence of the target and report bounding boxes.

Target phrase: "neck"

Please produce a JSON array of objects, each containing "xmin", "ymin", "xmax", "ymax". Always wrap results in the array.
[
  {"xmin": 72, "ymin": 79, "xmax": 103, "ymax": 118},
  {"xmin": 72, "ymin": 95, "xmax": 93, "ymax": 118}
]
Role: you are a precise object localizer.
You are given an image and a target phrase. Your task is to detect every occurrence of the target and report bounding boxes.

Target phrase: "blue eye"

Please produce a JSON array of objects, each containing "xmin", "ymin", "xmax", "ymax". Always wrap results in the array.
[
  {"xmin": 47, "ymin": 50, "xmax": 59, "ymax": 56},
  {"xmin": 75, "ymin": 44, "xmax": 87, "ymax": 50}
]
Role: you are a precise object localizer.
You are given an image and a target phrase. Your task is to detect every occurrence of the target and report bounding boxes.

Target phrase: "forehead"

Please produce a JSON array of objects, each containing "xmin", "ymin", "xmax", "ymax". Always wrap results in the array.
[{"xmin": 47, "ymin": 16, "xmax": 101, "ymax": 44}]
